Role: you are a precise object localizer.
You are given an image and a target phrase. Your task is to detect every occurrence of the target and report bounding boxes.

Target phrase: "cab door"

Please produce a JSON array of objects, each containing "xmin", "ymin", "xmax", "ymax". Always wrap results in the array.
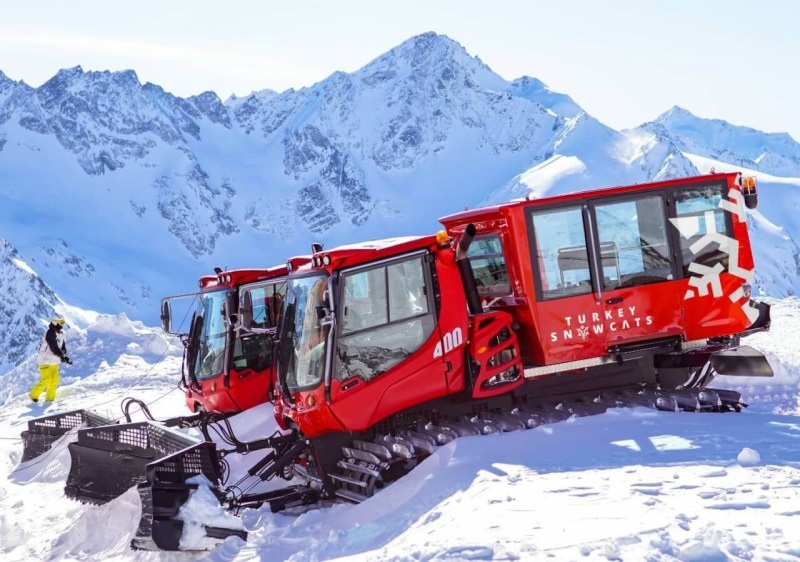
[
  {"xmin": 528, "ymin": 193, "xmax": 684, "ymax": 366},
  {"xmin": 328, "ymin": 251, "xmax": 449, "ymax": 430},
  {"xmin": 528, "ymin": 204, "xmax": 607, "ymax": 364},
  {"xmin": 588, "ymin": 193, "xmax": 684, "ymax": 349}
]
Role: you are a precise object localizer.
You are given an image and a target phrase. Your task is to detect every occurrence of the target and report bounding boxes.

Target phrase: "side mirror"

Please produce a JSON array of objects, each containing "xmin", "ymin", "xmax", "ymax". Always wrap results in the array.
[{"xmin": 160, "ymin": 300, "xmax": 171, "ymax": 334}]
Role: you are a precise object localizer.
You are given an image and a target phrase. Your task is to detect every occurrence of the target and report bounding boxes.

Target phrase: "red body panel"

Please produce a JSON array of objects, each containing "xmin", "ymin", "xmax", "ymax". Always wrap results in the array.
[{"xmin": 186, "ymin": 368, "xmax": 270, "ymax": 413}]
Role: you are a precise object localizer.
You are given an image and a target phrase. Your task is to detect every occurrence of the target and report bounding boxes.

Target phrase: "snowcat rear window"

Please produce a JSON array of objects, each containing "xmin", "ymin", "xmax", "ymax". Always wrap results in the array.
[
  {"xmin": 674, "ymin": 186, "xmax": 733, "ymax": 277},
  {"xmin": 466, "ymin": 234, "xmax": 510, "ymax": 296}
]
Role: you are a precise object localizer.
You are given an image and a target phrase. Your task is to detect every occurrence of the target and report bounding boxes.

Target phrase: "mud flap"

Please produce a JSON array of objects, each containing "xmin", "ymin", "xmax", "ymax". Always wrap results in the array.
[
  {"xmin": 20, "ymin": 409, "xmax": 114, "ymax": 463},
  {"xmin": 65, "ymin": 421, "xmax": 201, "ymax": 504},
  {"xmin": 710, "ymin": 345, "xmax": 774, "ymax": 378},
  {"xmin": 132, "ymin": 442, "xmax": 247, "ymax": 550}
]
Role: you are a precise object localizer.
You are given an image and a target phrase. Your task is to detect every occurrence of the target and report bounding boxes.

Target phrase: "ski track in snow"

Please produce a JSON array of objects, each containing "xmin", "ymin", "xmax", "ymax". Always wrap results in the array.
[{"xmin": 1, "ymin": 299, "xmax": 799, "ymax": 561}]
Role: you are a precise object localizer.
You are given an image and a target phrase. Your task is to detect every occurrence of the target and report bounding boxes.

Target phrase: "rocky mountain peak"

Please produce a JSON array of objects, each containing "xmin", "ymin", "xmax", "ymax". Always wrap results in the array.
[
  {"xmin": 649, "ymin": 105, "xmax": 800, "ymax": 177},
  {"xmin": 358, "ymin": 31, "xmax": 502, "ymax": 91}
]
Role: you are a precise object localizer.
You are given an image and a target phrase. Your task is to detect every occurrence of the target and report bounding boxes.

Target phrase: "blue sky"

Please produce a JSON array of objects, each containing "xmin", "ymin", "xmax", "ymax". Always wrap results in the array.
[{"xmin": 1, "ymin": 0, "xmax": 798, "ymax": 139}]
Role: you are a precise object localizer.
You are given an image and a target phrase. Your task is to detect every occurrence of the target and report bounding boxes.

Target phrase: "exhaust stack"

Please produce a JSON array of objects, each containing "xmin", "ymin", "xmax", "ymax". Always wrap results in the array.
[{"xmin": 455, "ymin": 224, "xmax": 483, "ymax": 315}]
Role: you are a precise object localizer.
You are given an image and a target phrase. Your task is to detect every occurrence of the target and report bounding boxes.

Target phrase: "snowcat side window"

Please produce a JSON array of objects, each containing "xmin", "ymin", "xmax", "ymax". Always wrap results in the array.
[
  {"xmin": 531, "ymin": 206, "xmax": 593, "ymax": 300},
  {"xmin": 594, "ymin": 195, "xmax": 672, "ymax": 289},
  {"xmin": 674, "ymin": 186, "xmax": 732, "ymax": 277},
  {"xmin": 245, "ymin": 281, "xmax": 286, "ymax": 330},
  {"xmin": 466, "ymin": 234, "xmax": 510, "ymax": 296},
  {"xmin": 337, "ymin": 254, "xmax": 435, "ymax": 382},
  {"xmin": 232, "ymin": 280, "xmax": 286, "ymax": 372}
]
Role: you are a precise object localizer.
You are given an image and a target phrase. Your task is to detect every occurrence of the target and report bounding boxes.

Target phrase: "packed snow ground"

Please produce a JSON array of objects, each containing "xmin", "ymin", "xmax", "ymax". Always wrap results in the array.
[{"xmin": 1, "ymin": 299, "xmax": 799, "ymax": 561}]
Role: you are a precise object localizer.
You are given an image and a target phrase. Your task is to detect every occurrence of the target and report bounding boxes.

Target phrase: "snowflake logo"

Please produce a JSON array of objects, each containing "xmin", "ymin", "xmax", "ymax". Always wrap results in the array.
[{"xmin": 577, "ymin": 326, "xmax": 589, "ymax": 339}]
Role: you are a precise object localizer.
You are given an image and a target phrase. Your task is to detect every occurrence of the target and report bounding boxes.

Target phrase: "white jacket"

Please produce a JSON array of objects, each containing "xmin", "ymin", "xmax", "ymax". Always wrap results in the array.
[{"xmin": 37, "ymin": 326, "xmax": 66, "ymax": 365}]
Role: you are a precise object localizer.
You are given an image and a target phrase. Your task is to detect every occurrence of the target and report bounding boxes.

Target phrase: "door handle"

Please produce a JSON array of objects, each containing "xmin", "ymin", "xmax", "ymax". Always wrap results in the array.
[
  {"xmin": 606, "ymin": 297, "xmax": 623, "ymax": 305},
  {"xmin": 341, "ymin": 379, "xmax": 361, "ymax": 392}
]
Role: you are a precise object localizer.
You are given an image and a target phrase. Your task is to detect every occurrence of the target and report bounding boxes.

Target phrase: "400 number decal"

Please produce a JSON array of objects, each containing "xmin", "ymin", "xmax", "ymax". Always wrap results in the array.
[{"xmin": 433, "ymin": 327, "xmax": 463, "ymax": 358}]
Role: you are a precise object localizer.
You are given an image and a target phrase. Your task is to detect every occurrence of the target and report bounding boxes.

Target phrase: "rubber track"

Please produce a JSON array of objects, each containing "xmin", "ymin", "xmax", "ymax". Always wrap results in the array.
[{"xmin": 329, "ymin": 385, "xmax": 743, "ymax": 503}]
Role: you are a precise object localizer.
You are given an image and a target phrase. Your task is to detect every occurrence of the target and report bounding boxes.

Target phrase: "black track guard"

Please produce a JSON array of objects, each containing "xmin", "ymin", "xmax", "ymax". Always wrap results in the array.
[
  {"xmin": 65, "ymin": 421, "xmax": 200, "ymax": 504},
  {"xmin": 20, "ymin": 409, "xmax": 114, "ymax": 463},
  {"xmin": 710, "ymin": 345, "xmax": 774, "ymax": 378}
]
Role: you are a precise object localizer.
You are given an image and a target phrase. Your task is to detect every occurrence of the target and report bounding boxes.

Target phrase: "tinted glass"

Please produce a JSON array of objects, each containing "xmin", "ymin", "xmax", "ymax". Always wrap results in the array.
[
  {"xmin": 595, "ymin": 195, "xmax": 672, "ymax": 289},
  {"xmin": 467, "ymin": 235, "xmax": 510, "ymax": 295},
  {"xmin": 194, "ymin": 289, "xmax": 228, "ymax": 380},
  {"xmin": 337, "ymin": 255, "xmax": 434, "ymax": 382},
  {"xmin": 283, "ymin": 275, "xmax": 329, "ymax": 391},
  {"xmin": 532, "ymin": 206, "xmax": 592, "ymax": 299},
  {"xmin": 674, "ymin": 186, "xmax": 732, "ymax": 276}
]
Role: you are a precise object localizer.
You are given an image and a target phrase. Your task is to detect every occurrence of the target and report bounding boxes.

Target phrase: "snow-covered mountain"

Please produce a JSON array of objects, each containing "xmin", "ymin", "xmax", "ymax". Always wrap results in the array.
[
  {"xmin": 0, "ymin": 238, "xmax": 61, "ymax": 374},
  {"xmin": 654, "ymin": 105, "xmax": 800, "ymax": 178},
  {"xmin": 637, "ymin": 109, "xmax": 800, "ymax": 297},
  {"xmin": 2, "ymin": 32, "xmax": 800, "ymax": 373}
]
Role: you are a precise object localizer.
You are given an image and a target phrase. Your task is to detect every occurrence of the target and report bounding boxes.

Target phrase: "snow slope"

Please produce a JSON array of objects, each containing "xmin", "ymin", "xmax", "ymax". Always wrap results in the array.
[{"xmin": 1, "ymin": 299, "xmax": 798, "ymax": 561}]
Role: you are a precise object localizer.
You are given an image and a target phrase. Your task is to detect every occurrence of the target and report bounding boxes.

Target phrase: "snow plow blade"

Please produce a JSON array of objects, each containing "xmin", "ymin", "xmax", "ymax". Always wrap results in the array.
[
  {"xmin": 64, "ymin": 420, "xmax": 201, "ymax": 504},
  {"xmin": 710, "ymin": 345, "xmax": 774, "ymax": 378},
  {"xmin": 20, "ymin": 409, "xmax": 114, "ymax": 463},
  {"xmin": 132, "ymin": 442, "xmax": 248, "ymax": 550}
]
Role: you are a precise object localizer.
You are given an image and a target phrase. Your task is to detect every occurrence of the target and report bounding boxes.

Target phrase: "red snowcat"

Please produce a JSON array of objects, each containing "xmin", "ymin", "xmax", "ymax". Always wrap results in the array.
[
  {"xmin": 37, "ymin": 172, "xmax": 775, "ymax": 550},
  {"xmin": 19, "ymin": 264, "xmax": 297, "ymax": 470},
  {"xmin": 161, "ymin": 264, "xmax": 296, "ymax": 414}
]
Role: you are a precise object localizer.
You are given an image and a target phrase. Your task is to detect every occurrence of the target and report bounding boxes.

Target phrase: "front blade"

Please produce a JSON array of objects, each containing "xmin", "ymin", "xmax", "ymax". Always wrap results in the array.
[{"xmin": 710, "ymin": 345, "xmax": 774, "ymax": 378}]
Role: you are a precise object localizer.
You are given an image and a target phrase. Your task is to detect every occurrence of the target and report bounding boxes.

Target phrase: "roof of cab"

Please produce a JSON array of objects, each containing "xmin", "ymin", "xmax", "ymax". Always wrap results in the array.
[{"xmin": 440, "ymin": 172, "xmax": 739, "ymax": 228}]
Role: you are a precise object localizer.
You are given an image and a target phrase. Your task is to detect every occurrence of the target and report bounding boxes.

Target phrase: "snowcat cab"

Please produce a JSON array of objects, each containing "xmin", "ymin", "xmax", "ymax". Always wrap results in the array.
[
  {"xmin": 160, "ymin": 264, "xmax": 299, "ymax": 414},
  {"xmin": 438, "ymin": 171, "xmax": 773, "ymax": 387},
  {"xmin": 119, "ymin": 172, "xmax": 774, "ymax": 550}
]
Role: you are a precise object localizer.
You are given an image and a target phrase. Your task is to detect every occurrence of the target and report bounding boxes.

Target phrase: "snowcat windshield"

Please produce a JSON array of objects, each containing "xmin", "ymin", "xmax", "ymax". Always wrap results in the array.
[
  {"xmin": 193, "ymin": 288, "xmax": 229, "ymax": 381},
  {"xmin": 280, "ymin": 274, "xmax": 330, "ymax": 392}
]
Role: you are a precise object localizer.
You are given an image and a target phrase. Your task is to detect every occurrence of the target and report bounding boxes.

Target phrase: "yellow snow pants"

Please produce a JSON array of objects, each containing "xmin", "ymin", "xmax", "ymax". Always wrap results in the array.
[{"xmin": 30, "ymin": 364, "xmax": 60, "ymax": 402}]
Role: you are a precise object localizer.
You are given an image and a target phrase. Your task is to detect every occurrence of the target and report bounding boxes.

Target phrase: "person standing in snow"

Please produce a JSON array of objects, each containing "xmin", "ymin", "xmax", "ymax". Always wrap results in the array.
[{"xmin": 29, "ymin": 315, "xmax": 72, "ymax": 404}]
